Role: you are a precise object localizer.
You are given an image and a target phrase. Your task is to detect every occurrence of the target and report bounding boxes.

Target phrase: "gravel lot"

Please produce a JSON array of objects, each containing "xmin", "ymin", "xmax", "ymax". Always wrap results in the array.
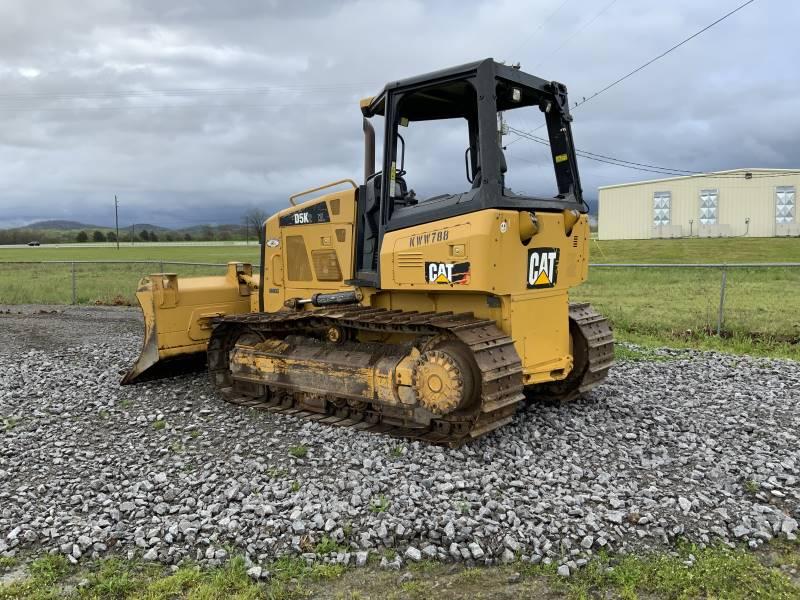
[{"xmin": 1, "ymin": 305, "xmax": 798, "ymax": 576}]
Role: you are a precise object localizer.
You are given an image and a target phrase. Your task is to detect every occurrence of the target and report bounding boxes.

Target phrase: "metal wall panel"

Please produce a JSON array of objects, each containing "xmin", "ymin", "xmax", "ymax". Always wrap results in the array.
[{"xmin": 598, "ymin": 171, "xmax": 800, "ymax": 239}]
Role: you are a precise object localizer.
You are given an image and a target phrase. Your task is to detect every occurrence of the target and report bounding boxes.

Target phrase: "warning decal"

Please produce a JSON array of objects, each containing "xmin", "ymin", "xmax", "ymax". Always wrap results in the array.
[{"xmin": 527, "ymin": 248, "xmax": 559, "ymax": 289}]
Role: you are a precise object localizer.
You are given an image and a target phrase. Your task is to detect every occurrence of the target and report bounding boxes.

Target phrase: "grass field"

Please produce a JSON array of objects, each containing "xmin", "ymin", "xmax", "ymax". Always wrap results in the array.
[
  {"xmin": 0, "ymin": 238, "xmax": 798, "ymax": 358},
  {"xmin": 0, "ymin": 244, "xmax": 261, "ymax": 263},
  {"xmin": 589, "ymin": 237, "xmax": 800, "ymax": 263},
  {"xmin": 0, "ymin": 245, "xmax": 261, "ymax": 305},
  {"xmin": 573, "ymin": 238, "xmax": 800, "ymax": 359},
  {"xmin": 1, "ymin": 540, "xmax": 798, "ymax": 599}
]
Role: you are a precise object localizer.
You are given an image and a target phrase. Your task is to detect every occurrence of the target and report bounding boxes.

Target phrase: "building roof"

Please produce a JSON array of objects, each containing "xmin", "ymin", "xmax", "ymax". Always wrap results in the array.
[{"xmin": 598, "ymin": 168, "xmax": 800, "ymax": 190}]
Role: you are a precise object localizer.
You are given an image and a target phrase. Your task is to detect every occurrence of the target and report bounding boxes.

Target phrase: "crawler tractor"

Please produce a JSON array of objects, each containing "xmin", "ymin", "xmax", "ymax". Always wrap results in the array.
[{"xmin": 123, "ymin": 59, "xmax": 614, "ymax": 445}]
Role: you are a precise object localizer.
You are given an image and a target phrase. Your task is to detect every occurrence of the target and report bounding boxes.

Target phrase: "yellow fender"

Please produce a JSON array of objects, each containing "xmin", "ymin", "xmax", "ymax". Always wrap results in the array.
[{"xmin": 122, "ymin": 262, "xmax": 256, "ymax": 384}]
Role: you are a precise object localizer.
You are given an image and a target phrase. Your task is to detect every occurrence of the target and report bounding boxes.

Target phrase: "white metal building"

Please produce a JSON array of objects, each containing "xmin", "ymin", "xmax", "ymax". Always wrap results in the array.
[{"xmin": 597, "ymin": 168, "xmax": 798, "ymax": 240}]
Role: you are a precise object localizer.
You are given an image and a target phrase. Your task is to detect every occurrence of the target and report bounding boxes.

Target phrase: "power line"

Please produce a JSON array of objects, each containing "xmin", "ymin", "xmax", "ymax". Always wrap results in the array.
[
  {"xmin": 507, "ymin": 126, "xmax": 800, "ymax": 179},
  {"xmin": 532, "ymin": 0, "xmax": 621, "ymax": 70},
  {"xmin": 570, "ymin": 0, "xmax": 757, "ymax": 111},
  {"xmin": 509, "ymin": 129, "xmax": 696, "ymax": 176},
  {"xmin": 508, "ymin": 126, "xmax": 700, "ymax": 175},
  {"xmin": 509, "ymin": 0, "xmax": 758, "ymax": 146},
  {"xmin": 515, "ymin": 0, "xmax": 572, "ymax": 51}
]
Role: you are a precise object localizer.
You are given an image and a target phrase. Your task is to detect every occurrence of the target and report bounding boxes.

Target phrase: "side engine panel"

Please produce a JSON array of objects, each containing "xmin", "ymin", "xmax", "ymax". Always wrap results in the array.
[{"xmin": 262, "ymin": 189, "xmax": 357, "ymax": 312}]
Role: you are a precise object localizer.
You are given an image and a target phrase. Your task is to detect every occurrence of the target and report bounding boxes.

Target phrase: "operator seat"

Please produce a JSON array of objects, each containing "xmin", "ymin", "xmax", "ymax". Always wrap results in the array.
[{"xmin": 471, "ymin": 144, "xmax": 507, "ymax": 189}]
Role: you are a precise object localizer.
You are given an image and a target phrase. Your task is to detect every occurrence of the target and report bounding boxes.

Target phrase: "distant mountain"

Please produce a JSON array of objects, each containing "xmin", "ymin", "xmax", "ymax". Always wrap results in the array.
[
  {"xmin": 1, "ymin": 218, "xmax": 248, "ymax": 245},
  {"xmin": 129, "ymin": 223, "xmax": 170, "ymax": 232},
  {"xmin": 23, "ymin": 220, "xmax": 177, "ymax": 232},
  {"xmin": 179, "ymin": 223, "xmax": 244, "ymax": 234},
  {"xmin": 26, "ymin": 219, "xmax": 107, "ymax": 230}
]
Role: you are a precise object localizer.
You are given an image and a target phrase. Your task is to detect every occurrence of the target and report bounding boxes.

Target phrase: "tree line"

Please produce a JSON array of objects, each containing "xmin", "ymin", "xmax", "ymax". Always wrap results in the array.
[
  {"xmin": 74, "ymin": 229, "xmax": 194, "ymax": 243},
  {"xmin": 1, "ymin": 208, "xmax": 271, "ymax": 245}
]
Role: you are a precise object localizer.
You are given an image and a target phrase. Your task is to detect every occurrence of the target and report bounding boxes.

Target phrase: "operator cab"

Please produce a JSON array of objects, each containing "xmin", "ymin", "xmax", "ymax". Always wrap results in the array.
[{"xmin": 354, "ymin": 58, "xmax": 583, "ymax": 286}]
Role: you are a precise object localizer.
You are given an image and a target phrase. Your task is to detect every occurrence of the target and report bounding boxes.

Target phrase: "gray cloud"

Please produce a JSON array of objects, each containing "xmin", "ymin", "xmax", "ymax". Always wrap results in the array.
[{"xmin": 0, "ymin": 0, "xmax": 796, "ymax": 228}]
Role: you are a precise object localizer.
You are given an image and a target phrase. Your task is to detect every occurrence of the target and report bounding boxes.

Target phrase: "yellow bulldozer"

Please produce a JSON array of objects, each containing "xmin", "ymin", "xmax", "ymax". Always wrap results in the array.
[{"xmin": 123, "ymin": 59, "xmax": 613, "ymax": 445}]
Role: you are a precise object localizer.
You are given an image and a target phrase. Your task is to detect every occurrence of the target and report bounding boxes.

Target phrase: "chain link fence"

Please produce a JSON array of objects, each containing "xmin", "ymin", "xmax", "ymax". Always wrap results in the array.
[
  {"xmin": 0, "ymin": 261, "xmax": 238, "ymax": 306},
  {"xmin": 0, "ymin": 260, "xmax": 798, "ymax": 343},
  {"xmin": 572, "ymin": 263, "xmax": 800, "ymax": 342}
]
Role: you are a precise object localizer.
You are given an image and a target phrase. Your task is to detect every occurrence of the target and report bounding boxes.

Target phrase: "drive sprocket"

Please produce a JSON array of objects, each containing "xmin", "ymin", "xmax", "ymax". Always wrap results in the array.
[{"xmin": 412, "ymin": 350, "xmax": 464, "ymax": 414}]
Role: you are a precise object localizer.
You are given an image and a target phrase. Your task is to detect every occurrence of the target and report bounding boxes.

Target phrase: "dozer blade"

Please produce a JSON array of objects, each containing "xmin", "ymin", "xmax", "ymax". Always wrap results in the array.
[{"xmin": 122, "ymin": 262, "xmax": 255, "ymax": 384}]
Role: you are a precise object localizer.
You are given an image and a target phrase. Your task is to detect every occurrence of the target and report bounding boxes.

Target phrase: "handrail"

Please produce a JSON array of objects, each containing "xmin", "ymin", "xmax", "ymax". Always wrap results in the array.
[{"xmin": 288, "ymin": 179, "xmax": 358, "ymax": 206}]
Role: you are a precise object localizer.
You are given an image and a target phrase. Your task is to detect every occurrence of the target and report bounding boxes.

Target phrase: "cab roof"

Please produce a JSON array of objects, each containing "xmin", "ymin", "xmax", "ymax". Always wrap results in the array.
[{"xmin": 360, "ymin": 58, "xmax": 558, "ymax": 118}]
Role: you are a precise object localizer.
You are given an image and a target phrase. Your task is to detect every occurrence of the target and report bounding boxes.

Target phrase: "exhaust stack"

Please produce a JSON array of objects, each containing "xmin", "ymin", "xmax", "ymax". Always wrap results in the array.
[{"xmin": 363, "ymin": 118, "xmax": 375, "ymax": 182}]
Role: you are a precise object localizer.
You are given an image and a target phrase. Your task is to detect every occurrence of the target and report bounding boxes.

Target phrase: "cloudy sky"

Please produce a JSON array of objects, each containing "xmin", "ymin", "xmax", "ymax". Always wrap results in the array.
[{"xmin": 0, "ymin": 0, "xmax": 796, "ymax": 228}]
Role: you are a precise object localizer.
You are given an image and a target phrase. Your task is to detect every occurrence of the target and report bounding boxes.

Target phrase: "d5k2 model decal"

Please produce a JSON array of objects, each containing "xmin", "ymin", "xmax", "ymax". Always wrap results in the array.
[
  {"xmin": 425, "ymin": 262, "xmax": 471, "ymax": 285},
  {"xmin": 278, "ymin": 202, "xmax": 331, "ymax": 227},
  {"xmin": 527, "ymin": 248, "xmax": 559, "ymax": 288}
]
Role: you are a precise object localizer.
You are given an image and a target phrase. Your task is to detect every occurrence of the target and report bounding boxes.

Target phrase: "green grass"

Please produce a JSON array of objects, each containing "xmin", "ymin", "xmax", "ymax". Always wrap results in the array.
[
  {"xmin": 2, "ymin": 417, "xmax": 19, "ymax": 431},
  {"xmin": 0, "ymin": 554, "xmax": 70, "ymax": 599},
  {"xmin": 551, "ymin": 543, "xmax": 800, "ymax": 600},
  {"xmin": 267, "ymin": 466, "xmax": 287, "ymax": 479},
  {"xmin": 288, "ymin": 445, "xmax": 308, "ymax": 459},
  {"xmin": 745, "ymin": 479, "xmax": 760, "ymax": 494},
  {"xmin": 0, "ymin": 245, "xmax": 261, "ymax": 263},
  {"xmin": 151, "ymin": 419, "xmax": 166, "ymax": 431},
  {"xmin": 369, "ymin": 495, "xmax": 390, "ymax": 514},
  {"xmin": 2, "ymin": 542, "xmax": 798, "ymax": 600},
  {"xmin": 0, "ymin": 244, "xmax": 259, "ymax": 305},
  {"xmin": 574, "ymin": 269, "xmax": 799, "ymax": 361},
  {"xmin": 314, "ymin": 536, "xmax": 342, "ymax": 555},
  {"xmin": 614, "ymin": 344, "xmax": 672, "ymax": 362},
  {"xmin": 590, "ymin": 236, "xmax": 800, "ymax": 263},
  {"xmin": 580, "ymin": 239, "xmax": 800, "ymax": 360}
]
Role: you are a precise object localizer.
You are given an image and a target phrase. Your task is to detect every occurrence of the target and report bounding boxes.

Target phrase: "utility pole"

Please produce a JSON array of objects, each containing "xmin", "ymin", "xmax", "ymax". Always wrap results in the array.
[
  {"xmin": 497, "ymin": 112, "xmax": 506, "ymax": 146},
  {"xmin": 114, "ymin": 195, "xmax": 120, "ymax": 250},
  {"xmin": 131, "ymin": 224, "xmax": 135, "ymax": 246}
]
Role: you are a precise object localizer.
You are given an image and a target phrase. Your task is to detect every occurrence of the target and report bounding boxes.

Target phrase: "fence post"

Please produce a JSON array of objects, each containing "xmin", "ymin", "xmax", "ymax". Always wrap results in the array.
[
  {"xmin": 159, "ymin": 260, "xmax": 164, "ymax": 273},
  {"xmin": 71, "ymin": 262, "xmax": 77, "ymax": 305},
  {"xmin": 717, "ymin": 266, "xmax": 727, "ymax": 336}
]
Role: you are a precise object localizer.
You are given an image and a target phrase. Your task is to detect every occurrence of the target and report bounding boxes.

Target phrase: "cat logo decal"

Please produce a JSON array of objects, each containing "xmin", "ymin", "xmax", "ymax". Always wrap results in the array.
[
  {"xmin": 527, "ymin": 248, "xmax": 559, "ymax": 288},
  {"xmin": 425, "ymin": 262, "xmax": 470, "ymax": 285}
]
